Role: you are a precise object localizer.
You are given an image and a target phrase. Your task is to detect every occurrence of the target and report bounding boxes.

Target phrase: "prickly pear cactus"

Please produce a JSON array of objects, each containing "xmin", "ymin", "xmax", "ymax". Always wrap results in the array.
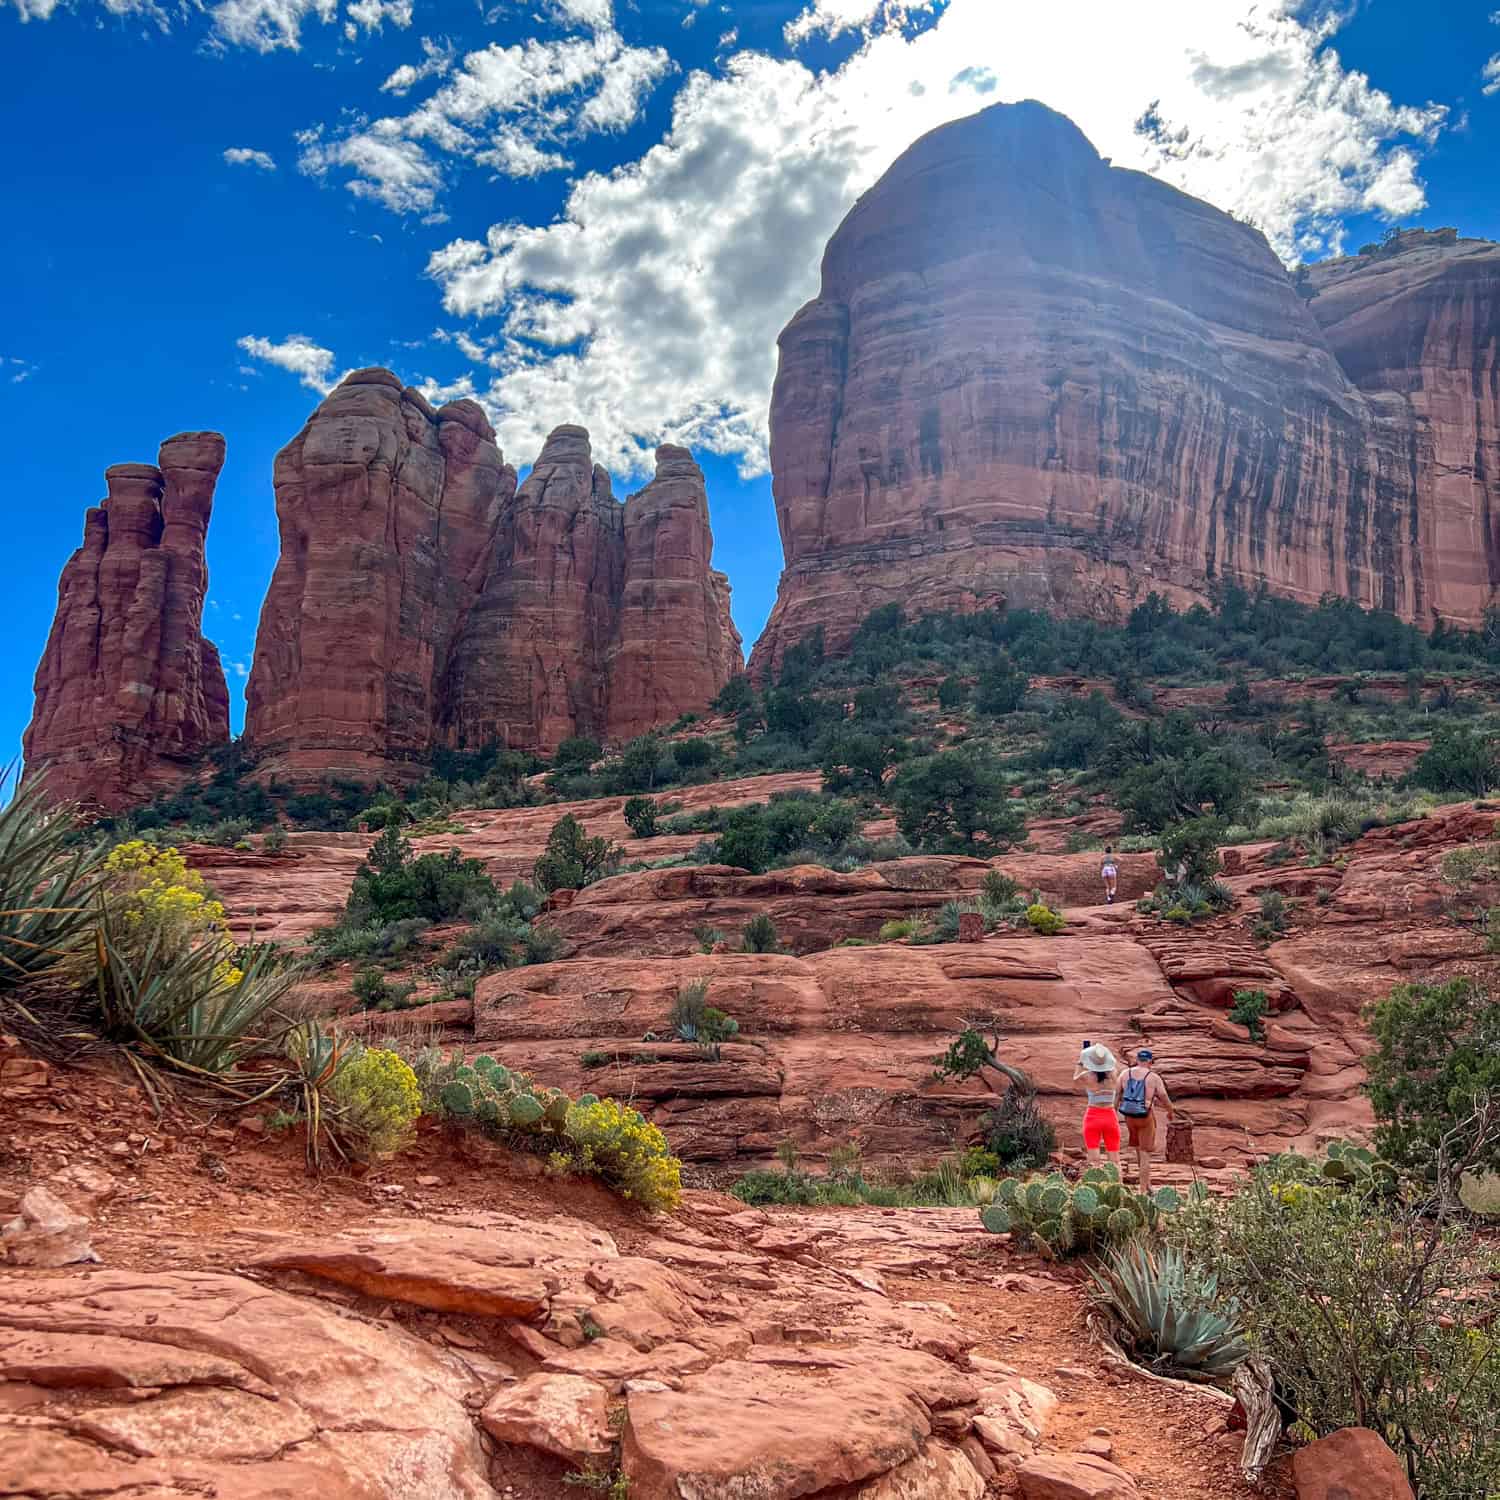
[
  {"xmin": 509, "ymin": 1093, "xmax": 545, "ymax": 1128},
  {"xmin": 978, "ymin": 1163, "xmax": 1180, "ymax": 1258},
  {"xmin": 440, "ymin": 1079, "xmax": 475, "ymax": 1116}
]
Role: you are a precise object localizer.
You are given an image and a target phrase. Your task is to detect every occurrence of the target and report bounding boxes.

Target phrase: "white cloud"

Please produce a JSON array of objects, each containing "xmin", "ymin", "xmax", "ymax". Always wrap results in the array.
[
  {"xmin": 381, "ymin": 36, "xmax": 454, "ymax": 94},
  {"xmin": 785, "ymin": 0, "xmax": 935, "ymax": 45},
  {"xmin": 549, "ymin": 0, "xmax": 609, "ymax": 27},
  {"xmin": 345, "ymin": 0, "xmax": 410, "ymax": 35},
  {"xmin": 10, "ymin": 0, "xmax": 171, "ymax": 25},
  {"xmin": 1484, "ymin": 54, "xmax": 1500, "ymax": 97},
  {"xmin": 209, "ymin": 0, "xmax": 337, "ymax": 52},
  {"xmin": 223, "ymin": 146, "xmax": 277, "ymax": 170},
  {"xmin": 423, "ymin": 0, "xmax": 1447, "ymax": 481},
  {"xmin": 237, "ymin": 333, "xmax": 344, "ymax": 393},
  {"xmin": 299, "ymin": 26, "xmax": 670, "ymax": 211}
]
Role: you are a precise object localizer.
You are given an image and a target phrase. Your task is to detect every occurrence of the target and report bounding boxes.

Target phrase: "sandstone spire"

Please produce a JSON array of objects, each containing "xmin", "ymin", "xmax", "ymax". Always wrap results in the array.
[{"xmin": 24, "ymin": 433, "xmax": 230, "ymax": 810}]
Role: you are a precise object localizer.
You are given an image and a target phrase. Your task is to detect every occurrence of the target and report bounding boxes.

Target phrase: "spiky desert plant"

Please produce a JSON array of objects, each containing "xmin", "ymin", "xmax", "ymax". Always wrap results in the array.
[
  {"xmin": 979, "ymin": 1166, "xmax": 1181, "ymax": 1257},
  {"xmin": 1088, "ymin": 1239, "xmax": 1248, "ymax": 1381}
]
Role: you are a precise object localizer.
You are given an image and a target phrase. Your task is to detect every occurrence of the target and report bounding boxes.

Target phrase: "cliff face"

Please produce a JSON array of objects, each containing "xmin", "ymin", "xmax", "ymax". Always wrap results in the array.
[
  {"xmin": 751, "ymin": 101, "xmax": 1500, "ymax": 675},
  {"xmin": 248, "ymin": 376, "xmax": 743, "ymax": 782},
  {"xmin": 245, "ymin": 369, "xmax": 518, "ymax": 784},
  {"xmin": 24, "ymin": 434, "xmax": 230, "ymax": 811}
]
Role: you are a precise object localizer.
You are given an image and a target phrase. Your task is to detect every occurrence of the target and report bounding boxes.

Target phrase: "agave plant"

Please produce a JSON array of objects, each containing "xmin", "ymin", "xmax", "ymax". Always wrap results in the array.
[
  {"xmin": 1088, "ymin": 1239, "xmax": 1248, "ymax": 1381},
  {"xmin": 0, "ymin": 771, "xmax": 107, "ymax": 993},
  {"xmin": 94, "ymin": 905, "xmax": 299, "ymax": 1074}
]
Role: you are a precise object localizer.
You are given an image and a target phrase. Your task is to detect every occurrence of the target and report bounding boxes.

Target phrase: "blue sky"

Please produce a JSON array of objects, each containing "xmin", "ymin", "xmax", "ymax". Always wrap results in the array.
[{"xmin": 4, "ymin": 0, "xmax": 1499, "ymax": 770}]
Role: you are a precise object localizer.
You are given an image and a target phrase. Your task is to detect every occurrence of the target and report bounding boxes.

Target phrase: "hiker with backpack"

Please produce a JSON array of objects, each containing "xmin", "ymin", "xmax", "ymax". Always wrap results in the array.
[{"xmin": 1115, "ymin": 1048, "xmax": 1172, "ymax": 1193}]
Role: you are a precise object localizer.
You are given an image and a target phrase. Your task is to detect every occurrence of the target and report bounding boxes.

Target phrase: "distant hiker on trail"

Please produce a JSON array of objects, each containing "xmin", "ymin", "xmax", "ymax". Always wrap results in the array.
[
  {"xmin": 1074, "ymin": 1041, "xmax": 1120, "ymax": 1171},
  {"xmin": 1115, "ymin": 1048, "xmax": 1173, "ymax": 1193},
  {"xmin": 1100, "ymin": 847, "xmax": 1119, "ymax": 904}
]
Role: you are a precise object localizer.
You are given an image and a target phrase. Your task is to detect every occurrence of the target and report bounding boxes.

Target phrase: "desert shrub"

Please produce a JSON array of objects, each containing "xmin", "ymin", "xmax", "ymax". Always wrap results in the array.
[
  {"xmin": 716, "ymin": 807, "xmax": 771, "ymax": 873},
  {"xmin": 553, "ymin": 736, "xmax": 602, "ymax": 773},
  {"xmin": 623, "ymin": 797, "xmax": 659, "ymax": 838},
  {"xmin": 741, "ymin": 913, "xmax": 779, "ymax": 953},
  {"xmin": 1088, "ymin": 1239, "xmax": 1247, "ymax": 1380},
  {"xmin": 325, "ymin": 1045, "xmax": 422, "ymax": 1156},
  {"xmin": 522, "ymin": 922, "xmax": 564, "ymax": 965},
  {"xmin": 893, "ymin": 750, "xmax": 1025, "ymax": 854},
  {"xmin": 879, "ymin": 916, "xmax": 922, "ymax": 942},
  {"xmin": 820, "ymin": 728, "xmax": 903, "ymax": 793},
  {"xmin": 565, "ymin": 1095, "xmax": 682, "ymax": 1212},
  {"xmin": 1363, "ymin": 978, "xmax": 1500, "ymax": 1183},
  {"xmin": 981, "ymin": 870, "xmax": 1022, "ymax": 908},
  {"xmin": 1409, "ymin": 727, "xmax": 1499, "ymax": 797},
  {"xmin": 261, "ymin": 826, "xmax": 289, "ymax": 855},
  {"xmin": 693, "ymin": 923, "xmax": 724, "ymax": 953},
  {"xmin": 1228, "ymin": 987, "xmax": 1268, "ymax": 1042},
  {"xmin": 1177, "ymin": 1170, "xmax": 1500, "ymax": 1496},
  {"xmin": 1156, "ymin": 818, "xmax": 1224, "ymax": 885},
  {"xmin": 974, "ymin": 654, "xmax": 1029, "ymax": 715},
  {"xmin": 1025, "ymin": 902, "xmax": 1065, "ymax": 935},
  {"xmin": 672, "ymin": 737, "xmax": 717, "ymax": 771},
  {"xmin": 937, "ymin": 675, "xmax": 968, "ymax": 711},
  {"xmin": 1251, "ymin": 889, "xmax": 1287, "ymax": 941},
  {"xmin": 351, "ymin": 966, "xmax": 418, "ymax": 1012},
  {"xmin": 533, "ymin": 814, "xmax": 621, "ymax": 892},
  {"xmin": 670, "ymin": 979, "xmax": 739, "ymax": 1052},
  {"xmin": 712, "ymin": 675, "xmax": 755, "ymax": 714},
  {"xmin": 315, "ymin": 917, "xmax": 430, "ymax": 963},
  {"xmin": 729, "ymin": 1168, "xmax": 822, "ymax": 1206},
  {"xmin": 979, "ymin": 1088, "xmax": 1058, "ymax": 1172},
  {"xmin": 344, "ymin": 826, "xmax": 497, "ymax": 925},
  {"xmin": 932, "ymin": 1027, "xmax": 1001, "ymax": 1080},
  {"xmin": 961, "ymin": 1146, "xmax": 1002, "ymax": 1179},
  {"xmin": 100, "ymin": 840, "xmax": 236, "ymax": 962}
]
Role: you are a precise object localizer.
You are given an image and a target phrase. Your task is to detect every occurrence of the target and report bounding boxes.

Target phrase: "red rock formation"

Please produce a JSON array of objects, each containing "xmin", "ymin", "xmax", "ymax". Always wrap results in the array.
[
  {"xmin": 249, "ymin": 383, "xmax": 743, "ymax": 782},
  {"xmin": 246, "ymin": 368, "xmax": 518, "ymax": 784},
  {"xmin": 23, "ymin": 434, "xmax": 230, "ymax": 811},
  {"xmin": 606, "ymin": 444, "xmax": 745, "ymax": 741},
  {"xmin": 751, "ymin": 101, "xmax": 1500, "ymax": 676}
]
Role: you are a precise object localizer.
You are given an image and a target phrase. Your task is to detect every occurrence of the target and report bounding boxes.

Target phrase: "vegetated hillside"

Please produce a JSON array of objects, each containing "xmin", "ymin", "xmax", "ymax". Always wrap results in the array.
[
  {"xmin": 88, "ymin": 588, "xmax": 1499, "ymax": 1177},
  {"xmin": 6, "ymin": 591, "xmax": 1499, "ymax": 1499}
]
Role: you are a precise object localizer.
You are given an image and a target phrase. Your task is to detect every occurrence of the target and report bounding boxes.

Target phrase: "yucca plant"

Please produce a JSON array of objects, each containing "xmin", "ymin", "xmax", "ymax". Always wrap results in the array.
[
  {"xmin": 1088, "ymin": 1239, "xmax": 1248, "ymax": 1382},
  {"xmin": 94, "ymin": 903, "xmax": 298, "ymax": 1074},
  {"xmin": 0, "ymin": 771, "xmax": 107, "ymax": 993}
]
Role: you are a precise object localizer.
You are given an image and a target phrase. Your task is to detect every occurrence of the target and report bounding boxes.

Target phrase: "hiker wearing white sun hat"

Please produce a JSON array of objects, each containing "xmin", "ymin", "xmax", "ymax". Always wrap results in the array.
[{"xmin": 1073, "ymin": 1040, "xmax": 1121, "ymax": 1168}]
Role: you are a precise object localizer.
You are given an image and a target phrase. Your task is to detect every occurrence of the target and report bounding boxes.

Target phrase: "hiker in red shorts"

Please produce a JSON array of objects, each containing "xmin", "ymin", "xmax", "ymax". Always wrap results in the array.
[{"xmin": 1073, "ymin": 1041, "xmax": 1121, "ymax": 1171}]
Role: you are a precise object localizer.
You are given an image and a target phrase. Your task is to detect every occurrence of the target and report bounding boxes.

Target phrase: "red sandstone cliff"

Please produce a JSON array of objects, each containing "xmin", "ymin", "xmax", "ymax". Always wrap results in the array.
[
  {"xmin": 245, "ymin": 369, "xmax": 517, "ymax": 784},
  {"xmin": 24, "ymin": 434, "xmax": 230, "ymax": 811},
  {"xmin": 751, "ymin": 101, "xmax": 1500, "ymax": 675},
  {"xmin": 248, "ymin": 377, "xmax": 743, "ymax": 781}
]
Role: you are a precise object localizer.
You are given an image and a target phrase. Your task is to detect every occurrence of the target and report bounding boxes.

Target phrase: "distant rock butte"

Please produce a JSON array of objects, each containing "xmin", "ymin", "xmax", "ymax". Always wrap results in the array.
[
  {"xmin": 751, "ymin": 100, "xmax": 1500, "ymax": 676},
  {"xmin": 244, "ymin": 370, "xmax": 742, "ymax": 784},
  {"xmin": 23, "ymin": 433, "xmax": 230, "ymax": 810}
]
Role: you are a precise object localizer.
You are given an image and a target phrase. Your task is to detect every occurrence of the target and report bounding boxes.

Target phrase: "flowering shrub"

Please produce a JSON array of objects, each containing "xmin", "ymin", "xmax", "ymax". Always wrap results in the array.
[
  {"xmin": 565, "ymin": 1095, "xmax": 683, "ymax": 1212},
  {"xmin": 103, "ymin": 841, "xmax": 240, "ymax": 981},
  {"xmin": 1025, "ymin": 903, "xmax": 1065, "ymax": 935},
  {"xmin": 328, "ymin": 1046, "xmax": 422, "ymax": 1157}
]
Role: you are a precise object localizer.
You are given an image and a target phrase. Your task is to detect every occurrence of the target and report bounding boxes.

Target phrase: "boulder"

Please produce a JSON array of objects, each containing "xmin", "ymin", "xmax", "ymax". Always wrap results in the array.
[
  {"xmin": 481, "ymin": 1372, "xmax": 613, "ymax": 1463},
  {"xmin": 1016, "ymin": 1452, "xmax": 1141, "ymax": 1500},
  {"xmin": 1291, "ymin": 1428, "xmax": 1414, "ymax": 1500},
  {"xmin": 1, "ymin": 1186, "xmax": 97, "ymax": 1267},
  {"xmin": 23, "ymin": 433, "xmax": 230, "ymax": 809}
]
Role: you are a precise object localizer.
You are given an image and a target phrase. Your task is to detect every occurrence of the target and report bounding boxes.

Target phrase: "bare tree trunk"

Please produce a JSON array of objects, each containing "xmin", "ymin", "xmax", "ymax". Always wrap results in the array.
[{"xmin": 1233, "ymin": 1355, "xmax": 1280, "ymax": 1483}]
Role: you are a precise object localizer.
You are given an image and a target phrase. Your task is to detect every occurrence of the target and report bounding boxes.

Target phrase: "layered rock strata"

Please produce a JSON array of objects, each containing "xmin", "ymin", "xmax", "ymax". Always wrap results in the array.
[
  {"xmin": 23, "ymin": 434, "xmax": 230, "ymax": 810},
  {"xmin": 752, "ymin": 102, "xmax": 1500, "ymax": 674},
  {"xmin": 246, "ymin": 372, "xmax": 742, "ymax": 782}
]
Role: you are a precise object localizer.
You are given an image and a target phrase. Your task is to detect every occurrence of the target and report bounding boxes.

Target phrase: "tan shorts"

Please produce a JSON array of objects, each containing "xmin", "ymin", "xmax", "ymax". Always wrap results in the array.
[{"xmin": 1124, "ymin": 1113, "xmax": 1157, "ymax": 1151}]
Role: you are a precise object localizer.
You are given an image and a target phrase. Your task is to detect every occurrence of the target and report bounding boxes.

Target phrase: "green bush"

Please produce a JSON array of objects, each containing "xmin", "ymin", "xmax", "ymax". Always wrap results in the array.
[
  {"xmin": 670, "ymin": 979, "xmax": 739, "ymax": 1052},
  {"xmin": 981, "ymin": 870, "xmax": 1022, "ymax": 907},
  {"xmin": 261, "ymin": 826, "xmax": 289, "ymax": 855},
  {"xmin": 1409, "ymin": 728, "xmax": 1499, "ymax": 797},
  {"xmin": 893, "ymin": 750, "xmax": 1025, "ymax": 854},
  {"xmin": 553, "ymin": 737, "xmax": 602, "ymax": 772},
  {"xmin": 1363, "ymin": 978, "xmax": 1500, "ymax": 1184},
  {"xmin": 937, "ymin": 675, "xmax": 968, "ymax": 711},
  {"xmin": 351, "ymin": 966, "xmax": 418, "ymax": 1012},
  {"xmin": 1025, "ymin": 902, "xmax": 1065, "ymax": 935},
  {"xmin": 325, "ymin": 1045, "xmax": 422, "ymax": 1156},
  {"xmin": 533, "ymin": 814, "xmax": 621, "ymax": 892},
  {"xmin": 717, "ymin": 806, "xmax": 771, "ymax": 873},
  {"xmin": 345, "ymin": 826, "xmax": 497, "ymax": 925},
  {"xmin": 623, "ymin": 796, "xmax": 659, "ymax": 838},
  {"xmin": 1176, "ymin": 1167, "xmax": 1500, "ymax": 1496},
  {"xmin": 1228, "ymin": 987, "xmax": 1268, "ymax": 1042},
  {"xmin": 314, "ymin": 917, "xmax": 431, "ymax": 963},
  {"xmin": 741, "ymin": 913, "xmax": 779, "ymax": 953}
]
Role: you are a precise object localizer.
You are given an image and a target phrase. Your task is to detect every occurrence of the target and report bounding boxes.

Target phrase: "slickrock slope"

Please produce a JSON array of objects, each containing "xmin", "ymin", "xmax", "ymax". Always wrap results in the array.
[
  {"xmin": 752, "ymin": 101, "xmax": 1500, "ymax": 674},
  {"xmin": 247, "ymin": 377, "xmax": 742, "ymax": 782},
  {"xmin": 23, "ymin": 434, "xmax": 230, "ymax": 811}
]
